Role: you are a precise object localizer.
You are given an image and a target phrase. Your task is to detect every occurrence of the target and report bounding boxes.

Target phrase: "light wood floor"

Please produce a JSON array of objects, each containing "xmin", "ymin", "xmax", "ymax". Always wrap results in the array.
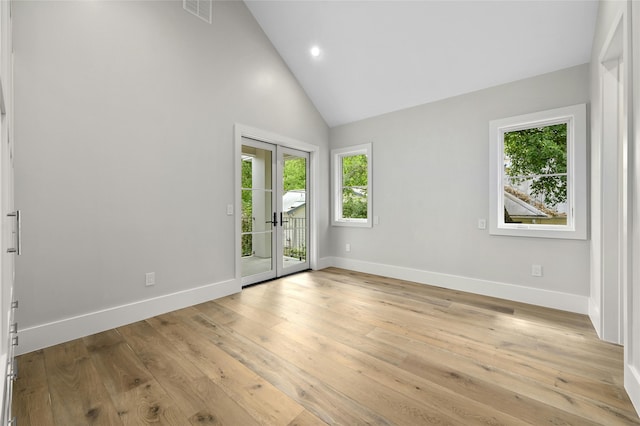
[{"xmin": 13, "ymin": 268, "xmax": 640, "ymax": 425}]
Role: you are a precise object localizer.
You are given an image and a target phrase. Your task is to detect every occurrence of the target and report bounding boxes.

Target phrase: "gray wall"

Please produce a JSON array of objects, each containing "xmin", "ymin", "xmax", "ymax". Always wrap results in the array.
[
  {"xmin": 13, "ymin": 1, "xmax": 329, "ymax": 330},
  {"xmin": 329, "ymin": 64, "xmax": 591, "ymax": 299}
]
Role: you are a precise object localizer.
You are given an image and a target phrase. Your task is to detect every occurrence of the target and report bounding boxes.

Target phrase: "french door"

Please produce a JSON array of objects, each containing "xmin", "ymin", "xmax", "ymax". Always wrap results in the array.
[{"xmin": 240, "ymin": 137, "xmax": 310, "ymax": 286}]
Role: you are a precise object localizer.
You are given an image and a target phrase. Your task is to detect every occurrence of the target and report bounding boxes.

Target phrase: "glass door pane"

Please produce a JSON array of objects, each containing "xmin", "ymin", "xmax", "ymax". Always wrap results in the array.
[
  {"xmin": 279, "ymin": 148, "xmax": 310, "ymax": 275},
  {"xmin": 241, "ymin": 142, "xmax": 276, "ymax": 282}
]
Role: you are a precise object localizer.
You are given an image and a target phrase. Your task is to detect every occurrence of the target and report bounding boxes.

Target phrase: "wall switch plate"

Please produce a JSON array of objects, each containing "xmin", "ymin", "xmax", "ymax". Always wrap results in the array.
[
  {"xmin": 531, "ymin": 264, "xmax": 543, "ymax": 277},
  {"xmin": 226, "ymin": 204, "xmax": 234, "ymax": 215},
  {"xmin": 345, "ymin": 243, "xmax": 351, "ymax": 253},
  {"xmin": 478, "ymin": 219, "xmax": 486, "ymax": 229},
  {"xmin": 145, "ymin": 272, "xmax": 155, "ymax": 286}
]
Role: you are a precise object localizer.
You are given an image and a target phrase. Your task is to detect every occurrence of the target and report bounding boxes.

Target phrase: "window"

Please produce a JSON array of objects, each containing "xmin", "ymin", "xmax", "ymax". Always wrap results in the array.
[
  {"xmin": 331, "ymin": 143, "xmax": 372, "ymax": 227},
  {"xmin": 184, "ymin": 0, "xmax": 213, "ymax": 24},
  {"xmin": 489, "ymin": 104, "xmax": 587, "ymax": 239}
]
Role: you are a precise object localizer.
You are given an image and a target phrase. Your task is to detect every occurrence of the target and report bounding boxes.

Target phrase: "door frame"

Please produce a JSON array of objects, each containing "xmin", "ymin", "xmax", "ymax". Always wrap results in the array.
[
  {"xmin": 591, "ymin": 9, "xmax": 628, "ymax": 345},
  {"xmin": 0, "ymin": 0, "xmax": 16, "ymax": 422},
  {"xmin": 627, "ymin": 0, "xmax": 640, "ymax": 414},
  {"xmin": 234, "ymin": 124, "xmax": 319, "ymax": 285}
]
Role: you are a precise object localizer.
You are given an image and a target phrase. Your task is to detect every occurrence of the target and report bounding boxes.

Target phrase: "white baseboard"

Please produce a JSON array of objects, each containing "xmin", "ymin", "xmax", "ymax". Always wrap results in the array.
[
  {"xmin": 323, "ymin": 257, "xmax": 589, "ymax": 314},
  {"xmin": 626, "ymin": 364, "xmax": 640, "ymax": 417},
  {"xmin": 316, "ymin": 256, "xmax": 334, "ymax": 270},
  {"xmin": 589, "ymin": 297, "xmax": 603, "ymax": 339},
  {"xmin": 17, "ymin": 279, "xmax": 240, "ymax": 355}
]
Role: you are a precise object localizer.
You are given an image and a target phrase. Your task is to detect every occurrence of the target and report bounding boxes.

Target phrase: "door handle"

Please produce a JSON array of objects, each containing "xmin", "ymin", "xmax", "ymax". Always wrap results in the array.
[
  {"xmin": 265, "ymin": 212, "xmax": 278, "ymax": 227},
  {"xmin": 7, "ymin": 210, "xmax": 21, "ymax": 255},
  {"xmin": 280, "ymin": 212, "xmax": 289, "ymax": 227}
]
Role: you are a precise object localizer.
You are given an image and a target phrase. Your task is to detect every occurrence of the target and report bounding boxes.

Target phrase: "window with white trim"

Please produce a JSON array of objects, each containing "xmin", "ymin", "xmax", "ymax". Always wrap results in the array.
[
  {"xmin": 331, "ymin": 143, "xmax": 372, "ymax": 227},
  {"xmin": 489, "ymin": 104, "xmax": 587, "ymax": 239}
]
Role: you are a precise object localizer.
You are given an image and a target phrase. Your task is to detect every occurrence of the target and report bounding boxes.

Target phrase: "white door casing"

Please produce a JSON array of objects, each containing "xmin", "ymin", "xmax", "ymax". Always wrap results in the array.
[
  {"xmin": 0, "ymin": 0, "xmax": 16, "ymax": 422},
  {"xmin": 625, "ymin": 0, "xmax": 640, "ymax": 415},
  {"xmin": 592, "ymin": 9, "xmax": 627, "ymax": 345}
]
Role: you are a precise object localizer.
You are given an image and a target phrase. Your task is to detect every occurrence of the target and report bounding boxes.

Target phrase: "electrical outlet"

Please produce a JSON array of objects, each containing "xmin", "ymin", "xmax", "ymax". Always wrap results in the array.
[
  {"xmin": 374, "ymin": 216, "xmax": 380, "ymax": 225},
  {"xmin": 478, "ymin": 219, "xmax": 487, "ymax": 229},
  {"xmin": 226, "ymin": 204, "xmax": 234, "ymax": 215},
  {"xmin": 531, "ymin": 265, "xmax": 543, "ymax": 277},
  {"xmin": 145, "ymin": 272, "xmax": 155, "ymax": 286},
  {"xmin": 345, "ymin": 243, "xmax": 351, "ymax": 253}
]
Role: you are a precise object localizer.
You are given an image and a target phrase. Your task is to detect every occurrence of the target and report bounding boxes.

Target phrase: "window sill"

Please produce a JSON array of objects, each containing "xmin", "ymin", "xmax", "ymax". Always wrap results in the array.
[
  {"xmin": 490, "ymin": 223, "xmax": 587, "ymax": 240},
  {"xmin": 332, "ymin": 219, "xmax": 372, "ymax": 228}
]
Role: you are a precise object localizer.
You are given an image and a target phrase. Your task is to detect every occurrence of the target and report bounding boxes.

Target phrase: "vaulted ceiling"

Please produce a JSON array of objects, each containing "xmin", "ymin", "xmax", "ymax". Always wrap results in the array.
[{"xmin": 245, "ymin": 1, "xmax": 598, "ymax": 127}]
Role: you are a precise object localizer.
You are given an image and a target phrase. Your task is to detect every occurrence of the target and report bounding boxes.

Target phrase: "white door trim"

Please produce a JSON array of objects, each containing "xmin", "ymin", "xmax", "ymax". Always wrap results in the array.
[
  {"xmin": 591, "ymin": 9, "xmax": 628, "ymax": 345},
  {"xmin": 626, "ymin": 0, "xmax": 640, "ymax": 415}
]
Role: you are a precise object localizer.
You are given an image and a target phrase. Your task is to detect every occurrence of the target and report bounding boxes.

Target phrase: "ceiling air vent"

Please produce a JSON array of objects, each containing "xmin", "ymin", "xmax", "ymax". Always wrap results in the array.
[{"xmin": 184, "ymin": 0, "xmax": 212, "ymax": 24}]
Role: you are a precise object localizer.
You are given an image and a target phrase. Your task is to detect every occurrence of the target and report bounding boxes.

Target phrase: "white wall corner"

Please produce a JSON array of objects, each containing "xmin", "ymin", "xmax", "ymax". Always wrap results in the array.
[
  {"xmin": 328, "ymin": 257, "xmax": 589, "ymax": 314},
  {"xmin": 16, "ymin": 278, "xmax": 241, "ymax": 355},
  {"xmin": 589, "ymin": 297, "xmax": 603, "ymax": 339}
]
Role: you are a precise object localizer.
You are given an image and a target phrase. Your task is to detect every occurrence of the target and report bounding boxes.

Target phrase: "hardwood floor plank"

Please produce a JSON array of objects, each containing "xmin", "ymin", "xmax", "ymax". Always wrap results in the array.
[
  {"xmin": 146, "ymin": 309, "xmax": 306, "ymax": 425},
  {"xmin": 289, "ymin": 270, "xmax": 623, "ymax": 385},
  {"xmin": 43, "ymin": 339, "xmax": 123, "ymax": 425},
  {"xmin": 14, "ymin": 349, "xmax": 48, "ymax": 390},
  {"xmin": 286, "ymin": 410, "xmax": 327, "ymax": 426},
  {"xmin": 218, "ymin": 310, "xmax": 463, "ymax": 425},
  {"xmin": 390, "ymin": 304, "xmax": 620, "ymax": 384},
  {"xmin": 371, "ymin": 322, "xmax": 630, "ymax": 412},
  {"xmin": 117, "ymin": 320, "xmax": 258, "ymax": 426},
  {"xmin": 84, "ymin": 329, "xmax": 155, "ymax": 396},
  {"xmin": 12, "ymin": 350, "xmax": 54, "ymax": 426},
  {"xmin": 321, "ymin": 268, "xmax": 597, "ymax": 333},
  {"xmin": 272, "ymin": 320, "xmax": 529, "ymax": 426},
  {"xmin": 13, "ymin": 269, "xmax": 640, "ymax": 425},
  {"xmin": 225, "ymin": 282, "xmax": 409, "ymax": 366},
  {"xmin": 289, "ymin": 271, "xmax": 618, "ymax": 366},
  {"xmin": 116, "ymin": 381, "xmax": 186, "ymax": 426},
  {"xmin": 373, "ymin": 326, "xmax": 638, "ymax": 424},
  {"xmin": 84, "ymin": 329, "xmax": 189, "ymax": 425},
  {"xmin": 214, "ymin": 293, "xmax": 285, "ymax": 328},
  {"xmin": 400, "ymin": 353, "xmax": 604, "ymax": 425},
  {"xmin": 187, "ymin": 307, "xmax": 393, "ymax": 425}
]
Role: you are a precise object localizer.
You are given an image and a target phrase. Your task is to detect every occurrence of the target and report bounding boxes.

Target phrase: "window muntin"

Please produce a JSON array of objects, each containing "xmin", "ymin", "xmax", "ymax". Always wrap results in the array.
[
  {"xmin": 332, "ymin": 143, "xmax": 372, "ymax": 227},
  {"xmin": 489, "ymin": 104, "xmax": 587, "ymax": 239}
]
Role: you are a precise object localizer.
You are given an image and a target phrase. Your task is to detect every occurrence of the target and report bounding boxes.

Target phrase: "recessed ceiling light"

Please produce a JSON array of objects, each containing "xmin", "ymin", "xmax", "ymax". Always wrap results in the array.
[{"xmin": 310, "ymin": 46, "xmax": 321, "ymax": 58}]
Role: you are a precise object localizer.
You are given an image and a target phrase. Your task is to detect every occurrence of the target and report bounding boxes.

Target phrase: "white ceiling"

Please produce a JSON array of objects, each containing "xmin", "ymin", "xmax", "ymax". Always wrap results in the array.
[{"xmin": 245, "ymin": 1, "xmax": 598, "ymax": 127}]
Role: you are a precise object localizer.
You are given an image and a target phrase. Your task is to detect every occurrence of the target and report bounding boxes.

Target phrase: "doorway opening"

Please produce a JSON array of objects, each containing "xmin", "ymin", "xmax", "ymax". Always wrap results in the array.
[{"xmin": 234, "ymin": 125, "xmax": 317, "ymax": 287}]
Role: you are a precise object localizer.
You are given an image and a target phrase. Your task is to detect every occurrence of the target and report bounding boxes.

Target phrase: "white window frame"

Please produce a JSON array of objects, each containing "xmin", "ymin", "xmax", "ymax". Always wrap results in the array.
[
  {"xmin": 489, "ymin": 104, "xmax": 587, "ymax": 239},
  {"xmin": 331, "ymin": 143, "xmax": 373, "ymax": 228}
]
